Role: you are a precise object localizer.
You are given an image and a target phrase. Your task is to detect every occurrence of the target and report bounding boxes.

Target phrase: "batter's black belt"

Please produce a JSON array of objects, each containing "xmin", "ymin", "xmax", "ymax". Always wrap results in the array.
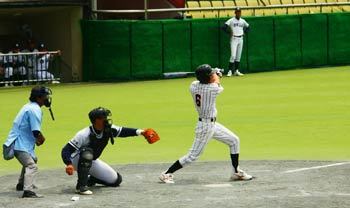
[
  {"xmin": 199, "ymin": 117, "xmax": 216, "ymax": 122},
  {"xmin": 234, "ymin": 35, "xmax": 243, "ymax": 38}
]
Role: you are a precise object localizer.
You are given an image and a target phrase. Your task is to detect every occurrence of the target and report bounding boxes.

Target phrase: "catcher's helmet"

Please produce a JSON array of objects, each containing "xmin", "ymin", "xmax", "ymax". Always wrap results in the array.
[
  {"xmin": 88, "ymin": 107, "xmax": 112, "ymax": 123},
  {"xmin": 195, "ymin": 64, "xmax": 215, "ymax": 84}
]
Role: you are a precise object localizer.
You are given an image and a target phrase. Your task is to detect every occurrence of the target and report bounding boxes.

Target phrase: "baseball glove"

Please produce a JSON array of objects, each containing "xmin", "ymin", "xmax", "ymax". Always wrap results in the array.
[
  {"xmin": 36, "ymin": 134, "xmax": 45, "ymax": 146},
  {"xmin": 142, "ymin": 128, "xmax": 160, "ymax": 144}
]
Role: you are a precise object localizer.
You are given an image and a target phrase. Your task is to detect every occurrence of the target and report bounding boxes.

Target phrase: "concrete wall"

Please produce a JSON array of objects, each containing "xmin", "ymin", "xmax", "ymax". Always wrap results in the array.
[
  {"xmin": 97, "ymin": 0, "xmax": 181, "ymax": 19},
  {"xmin": 25, "ymin": 7, "xmax": 83, "ymax": 82}
]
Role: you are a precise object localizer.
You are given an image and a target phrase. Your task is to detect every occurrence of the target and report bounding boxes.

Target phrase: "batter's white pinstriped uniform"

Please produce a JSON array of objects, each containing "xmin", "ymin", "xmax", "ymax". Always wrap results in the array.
[{"xmin": 179, "ymin": 81, "xmax": 240, "ymax": 167}]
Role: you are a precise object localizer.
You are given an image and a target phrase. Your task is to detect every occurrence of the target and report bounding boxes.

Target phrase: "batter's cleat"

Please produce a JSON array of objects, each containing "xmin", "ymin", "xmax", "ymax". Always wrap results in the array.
[
  {"xmin": 159, "ymin": 172, "xmax": 175, "ymax": 184},
  {"xmin": 22, "ymin": 190, "xmax": 43, "ymax": 198},
  {"xmin": 227, "ymin": 70, "xmax": 233, "ymax": 77},
  {"xmin": 16, "ymin": 183, "xmax": 23, "ymax": 191},
  {"xmin": 230, "ymin": 169, "xmax": 253, "ymax": 181},
  {"xmin": 234, "ymin": 70, "xmax": 244, "ymax": 76}
]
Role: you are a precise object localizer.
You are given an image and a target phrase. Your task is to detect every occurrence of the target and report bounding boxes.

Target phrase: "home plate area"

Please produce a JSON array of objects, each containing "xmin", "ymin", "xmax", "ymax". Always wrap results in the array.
[{"xmin": 0, "ymin": 160, "xmax": 349, "ymax": 208}]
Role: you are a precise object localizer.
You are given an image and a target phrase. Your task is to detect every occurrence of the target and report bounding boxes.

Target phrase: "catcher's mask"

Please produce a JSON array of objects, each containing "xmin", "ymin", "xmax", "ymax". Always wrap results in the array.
[{"xmin": 88, "ymin": 107, "xmax": 113, "ymax": 127}]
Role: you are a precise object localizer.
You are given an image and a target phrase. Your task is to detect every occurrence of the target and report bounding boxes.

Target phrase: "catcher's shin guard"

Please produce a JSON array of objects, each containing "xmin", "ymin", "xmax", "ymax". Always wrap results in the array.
[{"xmin": 77, "ymin": 148, "xmax": 93, "ymax": 191}]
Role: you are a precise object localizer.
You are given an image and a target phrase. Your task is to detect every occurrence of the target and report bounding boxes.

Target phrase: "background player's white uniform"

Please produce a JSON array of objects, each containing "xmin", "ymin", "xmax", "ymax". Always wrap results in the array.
[
  {"xmin": 179, "ymin": 81, "xmax": 240, "ymax": 166},
  {"xmin": 225, "ymin": 17, "xmax": 249, "ymax": 65},
  {"xmin": 35, "ymin": 54, "xmax": 54, "ymax": 80}
]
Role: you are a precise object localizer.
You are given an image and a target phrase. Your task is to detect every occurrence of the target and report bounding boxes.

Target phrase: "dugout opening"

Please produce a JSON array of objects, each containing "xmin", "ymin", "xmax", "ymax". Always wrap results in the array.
[{"xmin": 0, "ymin": 6, "xmax": 83, "ymax": 82}]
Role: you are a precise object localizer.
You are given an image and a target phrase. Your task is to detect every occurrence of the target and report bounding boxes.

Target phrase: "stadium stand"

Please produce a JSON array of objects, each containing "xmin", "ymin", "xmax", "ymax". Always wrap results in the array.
[{"xmin": 185, "ymin": 0, "xmax": 350, "ymax": 17}]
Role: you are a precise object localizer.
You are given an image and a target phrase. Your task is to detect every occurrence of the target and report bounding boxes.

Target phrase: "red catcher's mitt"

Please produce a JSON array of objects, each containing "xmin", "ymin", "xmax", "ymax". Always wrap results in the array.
[{"xmin": 142, "ymin": 128, "xmax": 160, "ymax": 144}]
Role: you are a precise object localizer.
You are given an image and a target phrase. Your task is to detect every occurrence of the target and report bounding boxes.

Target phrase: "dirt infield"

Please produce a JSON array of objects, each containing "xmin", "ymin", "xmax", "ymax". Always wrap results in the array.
[{"xmin": 0, "ymin": 160, "xmax": 349, "ymax": 208}]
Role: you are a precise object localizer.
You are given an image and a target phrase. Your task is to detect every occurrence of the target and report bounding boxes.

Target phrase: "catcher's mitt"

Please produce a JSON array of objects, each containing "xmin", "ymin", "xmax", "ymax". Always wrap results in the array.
[{"xmin": 142, "ymin": 128, "xmax": 160, "ymax": 144}]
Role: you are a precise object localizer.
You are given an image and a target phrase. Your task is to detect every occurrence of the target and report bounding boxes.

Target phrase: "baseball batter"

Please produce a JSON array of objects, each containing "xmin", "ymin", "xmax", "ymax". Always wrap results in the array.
[
  {"xmin": 61, "ymin": 107, "xmax": 159, "ymax": 195},
  {"xmin": 159, "ymin": 64, "xmax": 253, "ymax": 184},
  {"xmin": 223, "ymin": 8, "xmax": 249, "ymax": 77}
]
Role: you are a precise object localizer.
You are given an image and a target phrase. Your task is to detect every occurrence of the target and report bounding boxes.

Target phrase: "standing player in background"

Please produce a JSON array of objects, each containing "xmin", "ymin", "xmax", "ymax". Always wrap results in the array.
[
  {"xmin": 35, "ymin": 43, "xmax": 60, "ymax": 83},
  {"xmin": 3, "ymin": 86, "xmax": 53, "ymax": 198},
  {"xmin": 9, "ymin": 43, "xmax": 27, "ymax": 86},
  {"xmin": 223, "ymin": 8, "xmax": 249, "ymax": 77},
  {"xmin": 22, "ymin": 39, "xmax": 39, "ymax": 80},
  {"xmin": 61, "ymin": 107, "xmax": 159, "ymax": 195},
  {"xmin": 159, "ymin": 64, "xmax": 253, "ymax": 184}
]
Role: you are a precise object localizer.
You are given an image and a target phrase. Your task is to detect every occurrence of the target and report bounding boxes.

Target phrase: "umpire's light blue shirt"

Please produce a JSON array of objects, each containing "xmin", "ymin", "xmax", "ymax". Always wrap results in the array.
[{"xmin": 5, "ymin": 102, "xmax": 42, "ymax": 158}]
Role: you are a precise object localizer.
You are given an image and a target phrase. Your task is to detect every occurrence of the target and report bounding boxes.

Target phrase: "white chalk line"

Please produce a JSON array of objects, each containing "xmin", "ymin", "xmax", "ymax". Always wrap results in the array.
[
  {"xmin": 283, "ymin": 162, "xmax": 350, "ymax": 173},
  {"xmin": 204, "ymin": 183, "xmax": 233, "ymax": 188}
]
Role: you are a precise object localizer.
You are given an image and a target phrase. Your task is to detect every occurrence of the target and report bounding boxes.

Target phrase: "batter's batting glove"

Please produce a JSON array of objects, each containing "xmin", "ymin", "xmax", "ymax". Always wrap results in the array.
[
  {"xmin": 141, "ymin": 128, "xmax": 160, "ymax": 144},
  {"xmin": 65, "ymin": 164, "xmax": 75, "ymax": 175}
]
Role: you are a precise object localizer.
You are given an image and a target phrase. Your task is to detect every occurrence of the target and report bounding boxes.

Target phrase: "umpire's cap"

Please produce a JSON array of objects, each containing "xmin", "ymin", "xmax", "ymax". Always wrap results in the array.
[
  {"xmin": 89, "ymin": 107, "xmax": 112, "ymax": 123},
  {"xmin": 195, "ymin": 64, "xmax": 215, "ymax": 84},
  {"xmin": 29, "ymin": 86, "xmax": 52, "ymax": 102}
]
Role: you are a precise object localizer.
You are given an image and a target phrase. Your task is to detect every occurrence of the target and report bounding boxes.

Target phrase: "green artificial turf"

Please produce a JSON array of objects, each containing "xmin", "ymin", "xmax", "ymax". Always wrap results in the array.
[{"xmin": 1, "ymin": 66, "xmax": 349, "ymax": 175}]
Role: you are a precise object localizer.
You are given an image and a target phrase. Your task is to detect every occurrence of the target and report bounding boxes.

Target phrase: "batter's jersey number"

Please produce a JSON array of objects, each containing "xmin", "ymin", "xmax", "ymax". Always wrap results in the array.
[{"xmin": 195, "ymin": 94, "xmax": 201, "ymax": 107}]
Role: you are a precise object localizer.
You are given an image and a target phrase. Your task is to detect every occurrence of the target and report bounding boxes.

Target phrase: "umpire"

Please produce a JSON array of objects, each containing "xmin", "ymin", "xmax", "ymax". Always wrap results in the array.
[{"xmin": 3, "ymin": 86, "xmax": 53, "ymax": 198}]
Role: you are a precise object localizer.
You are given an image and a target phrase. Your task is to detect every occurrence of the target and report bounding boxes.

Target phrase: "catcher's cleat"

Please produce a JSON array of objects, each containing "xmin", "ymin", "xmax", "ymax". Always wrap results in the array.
[
  {"xmin": 22, "ymin": 190, "xmax": 43, "ymax": 198},
  {"xmin": 234, "ymin": 70, "xmax": 244, "ymax": 76},
  {"xmin": 159, "ymin": 172, "xmax": 175, "ymax": 184},
  {"xmin": 227, "ymin": 70, "xmax": 233, "ymax": 77},
  {"xmin": 230, "ymin": 169, "xmax": 253, "ymax": 181},
  {"xmin": 75, "ymin": 185, "xmax": 93, "ymax": 195},
  {"xmin": 75, "ymin": 189, "xmax": 93, "ymax": 195}
]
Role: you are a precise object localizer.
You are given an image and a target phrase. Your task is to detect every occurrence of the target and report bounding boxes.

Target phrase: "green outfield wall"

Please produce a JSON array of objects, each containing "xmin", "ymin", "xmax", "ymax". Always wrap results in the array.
[{"xmin": 81, "ymin": 13, "xmax": 350, "ymax": 81}]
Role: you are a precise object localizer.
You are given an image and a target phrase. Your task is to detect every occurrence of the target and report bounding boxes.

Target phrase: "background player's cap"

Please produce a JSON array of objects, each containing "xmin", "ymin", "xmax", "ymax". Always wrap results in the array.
[
  {"xmin": 235, "ymin": 7, "xmax": 241, "ymax": 12},
  {"xmin": 38, "ymin": 43, "xmax": 46, "ymax": 50}
]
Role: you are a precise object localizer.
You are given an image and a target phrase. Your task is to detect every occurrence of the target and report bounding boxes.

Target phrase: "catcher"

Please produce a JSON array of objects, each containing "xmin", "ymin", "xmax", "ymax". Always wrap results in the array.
[{"xmin": 61, "ymin": 107, "xmax": 159, "ymax": 195}]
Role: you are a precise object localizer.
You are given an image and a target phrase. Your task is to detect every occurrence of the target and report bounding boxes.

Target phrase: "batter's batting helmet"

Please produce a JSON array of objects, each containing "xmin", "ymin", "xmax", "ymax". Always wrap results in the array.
[
  {"xmin": 88, "ymin": 107, "xmax": 112, "ymax": 123},
  {"xmin": 195, "ymin": 64, "xmax": 215, "ymax": 84}
]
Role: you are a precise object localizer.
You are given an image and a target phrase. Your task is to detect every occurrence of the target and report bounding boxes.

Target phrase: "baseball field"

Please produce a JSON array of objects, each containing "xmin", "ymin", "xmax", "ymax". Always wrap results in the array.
[{"xmin": 0, "ymin": 66, "xmax": 350, "ymax": 207}]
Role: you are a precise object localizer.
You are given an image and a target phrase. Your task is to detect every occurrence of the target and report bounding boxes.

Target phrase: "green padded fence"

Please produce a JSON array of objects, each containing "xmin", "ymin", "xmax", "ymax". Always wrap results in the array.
[
  {"xmin": 328, "ymin": 13, "xmax": 350, "ymax": 65},
  {"xmin": 81, "ymin": 13, "xmax": 350, "ymax": 81},
  {"xmin": 191, "ymin": 19, "xmax": 220, "ymax": 71},
  {"xmin": 301, "ymin": 14, "xmax": 328, "ymax": 67},
  {"xmin": 246, "ymin": 16, "xmax": 275, "ymax": 72},
  {"xmin": 274, "ymin": 15, "xmax": 302, "ymax": 70},
  {"xmin": 131, "ymin": 21, "xmax": 163, "ymax": 78},
  {"xmin": 163, "ymin": 20, "xmax": 192, "ymax": 73}
]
